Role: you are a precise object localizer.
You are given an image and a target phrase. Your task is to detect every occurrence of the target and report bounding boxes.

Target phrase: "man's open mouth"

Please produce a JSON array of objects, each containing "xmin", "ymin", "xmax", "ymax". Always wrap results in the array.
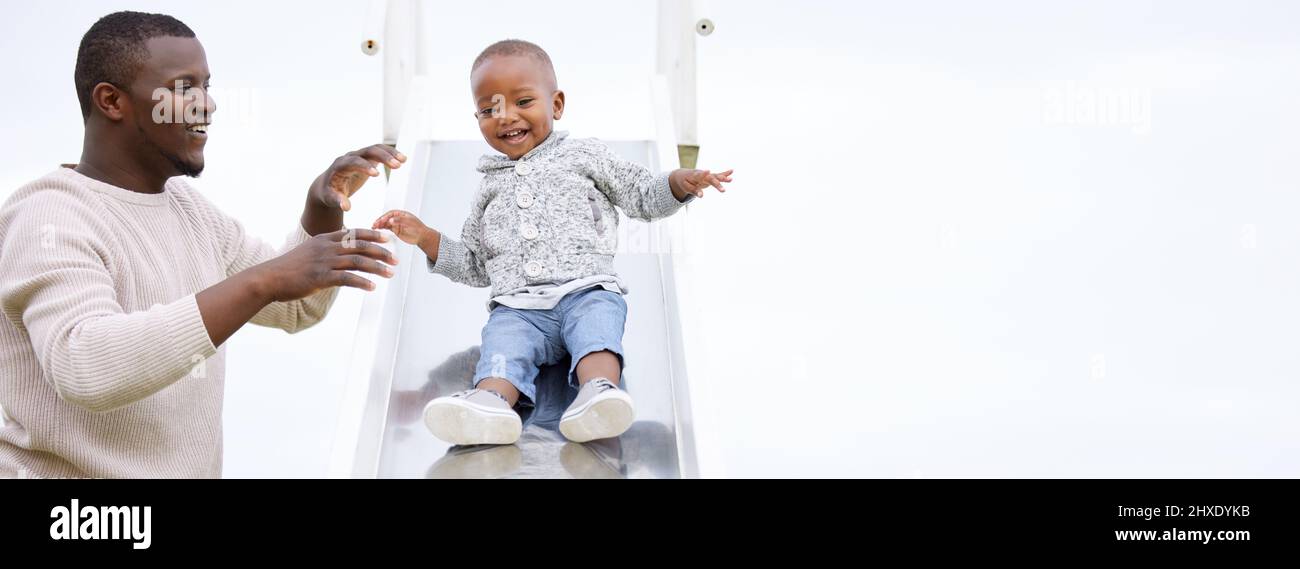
[{"xmin": 185, "ymin": 124, "xmax": 209, "ymax": 136}]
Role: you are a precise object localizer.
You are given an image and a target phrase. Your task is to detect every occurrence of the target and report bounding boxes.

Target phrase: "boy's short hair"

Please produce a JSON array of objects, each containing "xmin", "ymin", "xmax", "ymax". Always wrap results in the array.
[{"xmin": 471, "ymin": 39, "xmax": 557, "ymax": 89}]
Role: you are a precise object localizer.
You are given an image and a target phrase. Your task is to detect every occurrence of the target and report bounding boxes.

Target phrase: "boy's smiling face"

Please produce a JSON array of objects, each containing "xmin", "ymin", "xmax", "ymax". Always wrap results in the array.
[{"xmin": 471, "ymin": 54, "xmax": 564, "ymax": 160}]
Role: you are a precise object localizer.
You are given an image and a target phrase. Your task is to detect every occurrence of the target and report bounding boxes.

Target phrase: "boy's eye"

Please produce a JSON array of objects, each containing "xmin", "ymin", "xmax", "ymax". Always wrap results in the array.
[
  {"xmin": 518, "ymin": 98, "xmax": 533, "ymax": 106},
  {"xmin": 477, "ymin": 108, "xmax": 494, "ymax": 118}
]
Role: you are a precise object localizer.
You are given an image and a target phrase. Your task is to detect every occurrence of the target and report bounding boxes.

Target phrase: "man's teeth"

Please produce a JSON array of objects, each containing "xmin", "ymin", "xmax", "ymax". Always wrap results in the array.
[{"xmin": 187, "ymin": 125, "xmax": 208, "ymax": 133}]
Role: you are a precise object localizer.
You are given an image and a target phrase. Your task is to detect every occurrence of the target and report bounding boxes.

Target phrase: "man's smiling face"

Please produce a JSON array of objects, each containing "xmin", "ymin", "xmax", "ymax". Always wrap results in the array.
[{"xmin": 126, "ymin": 35, "xmax": 216, "ymax": 177}]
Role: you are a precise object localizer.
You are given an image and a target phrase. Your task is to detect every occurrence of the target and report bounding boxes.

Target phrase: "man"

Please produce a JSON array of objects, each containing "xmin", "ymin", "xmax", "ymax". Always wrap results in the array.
[{"xmin": 0, "ymin": 11, "xmax": 401, "ymax": 477}]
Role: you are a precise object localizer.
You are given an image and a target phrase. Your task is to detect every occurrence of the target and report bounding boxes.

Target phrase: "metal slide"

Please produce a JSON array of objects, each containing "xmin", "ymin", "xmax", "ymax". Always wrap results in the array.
[
  {"xmin": 329, "ymin": 0, "xmax": 711, "ymax": 479},
  {"xmin": 344, "ymin": 139, "xmax": 698, "ymax": 478}
]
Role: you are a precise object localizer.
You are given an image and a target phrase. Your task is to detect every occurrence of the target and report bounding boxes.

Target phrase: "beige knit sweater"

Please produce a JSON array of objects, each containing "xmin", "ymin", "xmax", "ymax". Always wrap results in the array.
[{"xmin": 0, "ymin": 167, "xmax": 337, "ymax": 478}]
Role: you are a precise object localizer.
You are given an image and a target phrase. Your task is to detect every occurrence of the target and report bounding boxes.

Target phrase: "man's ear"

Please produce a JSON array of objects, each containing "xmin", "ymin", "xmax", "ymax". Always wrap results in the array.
[
  {"xmin": 90, "ymin": 82, "xmax": 128, "ymax": 122},
  {"xmin": 552, "ymin": 90, "xmax": 565, "ymax": 120}
]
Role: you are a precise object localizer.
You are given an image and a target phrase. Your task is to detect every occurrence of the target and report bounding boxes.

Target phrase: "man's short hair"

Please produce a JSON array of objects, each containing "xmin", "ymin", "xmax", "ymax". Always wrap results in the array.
[{"xmin": 74, "ymin": 11, "xmax": 195, "ymax": 120}]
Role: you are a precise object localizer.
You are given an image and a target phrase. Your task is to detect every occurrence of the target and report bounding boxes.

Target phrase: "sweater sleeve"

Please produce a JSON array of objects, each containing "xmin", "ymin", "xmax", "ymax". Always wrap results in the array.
[
  {"xmin": 427, "ymin": 189, "xmax": 492, "ymax": 288},
  {"xmin": 578, "ymin": 138, "xmax": 693, "ymax": 221},
  {"xmin": 0, "ymin": 194, "xmax": 217, "ymax": 413},
  {"xmin": 215, "ymin": 212, "xmax": 339, "ymax": 334}
]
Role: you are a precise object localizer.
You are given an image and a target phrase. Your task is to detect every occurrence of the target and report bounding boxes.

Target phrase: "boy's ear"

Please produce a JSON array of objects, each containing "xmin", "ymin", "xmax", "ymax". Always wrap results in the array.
[{"xmin": 552, "ymin": 90, "xmax": 565, "ymax": 120}]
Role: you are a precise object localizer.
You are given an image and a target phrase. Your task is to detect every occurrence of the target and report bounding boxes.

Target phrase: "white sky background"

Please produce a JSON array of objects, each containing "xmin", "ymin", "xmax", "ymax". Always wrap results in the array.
[{"xmin": 2, "ymin": 0, "xmax": 1299, "ymax": 477}]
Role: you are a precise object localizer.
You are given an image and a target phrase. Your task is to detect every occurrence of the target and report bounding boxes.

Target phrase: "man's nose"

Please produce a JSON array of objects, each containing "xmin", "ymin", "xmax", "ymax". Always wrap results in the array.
[{"xmin": 203, "ymin": 92, "xmax": 217, "ymax": 121}]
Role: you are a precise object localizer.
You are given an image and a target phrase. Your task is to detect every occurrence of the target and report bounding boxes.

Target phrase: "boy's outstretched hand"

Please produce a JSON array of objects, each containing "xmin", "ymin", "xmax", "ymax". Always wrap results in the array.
[
  {"xmin": 372, "ymin": 210, "xmax": 433, "ymax": 246},
  {"xmin": 670, "ymin": 168, "xmax": 733, "ymax": 201}
]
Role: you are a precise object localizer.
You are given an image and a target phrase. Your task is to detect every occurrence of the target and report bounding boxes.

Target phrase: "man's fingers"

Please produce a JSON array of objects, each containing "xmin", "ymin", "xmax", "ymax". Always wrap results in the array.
[
  {"xmin": 354, "ymin": 145, "xmax": 397, "ymax": 164},
  {"xmin": 329, "ymin": 228, "xmax": 389, "ymax": 243},
  {"xmin": 337, "ymin": 155, "xmax": 381, "ymax": 178},
  {"xmin": 319, "ymin": 187, "xmax": 345, "ymax": 209},
  {"xmin": 355, "ymin": 144, "xmax": 405, "ymax": 170},
  {"xmin": 329, "ymin": 157, "xmax": 380, "ymax": 210},
  {"xmin": 335, "ymin": 254, "xmax": 394, "ymax": 278},
  {"xmin": 330, "ymin": 271, "xmax": 376, "ymax": 291},
  {"xmin": 341, "ymin": 240, "xmax": 398, "ymax": 265},
  {"xmin": 319, "ymin": 186, "xmax": 350, "ymax": 211},
  {"xmin": 330, "ymin": 159, "xmax": 379, "ymax": 212}
]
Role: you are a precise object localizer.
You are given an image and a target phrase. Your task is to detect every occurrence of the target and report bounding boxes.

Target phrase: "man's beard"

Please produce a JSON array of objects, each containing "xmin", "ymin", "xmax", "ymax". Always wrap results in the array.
[
  {"xmin": 138, "ymin": 125, "xmax": 204, "ymax": 178},
  {"xmin": 162, "ymin": 150, "xmax": 204, "ymax": 178}
]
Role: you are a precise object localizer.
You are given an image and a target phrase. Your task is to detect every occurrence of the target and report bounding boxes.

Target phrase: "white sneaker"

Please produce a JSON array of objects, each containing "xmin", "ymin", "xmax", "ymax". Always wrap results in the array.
[
  {"xmin": 423, "ymin": 389, "xmax": 522, "ymax": 445},
  {"xmin": 559, "ymin": 378, "xmax": 635, "ymax": 443}
]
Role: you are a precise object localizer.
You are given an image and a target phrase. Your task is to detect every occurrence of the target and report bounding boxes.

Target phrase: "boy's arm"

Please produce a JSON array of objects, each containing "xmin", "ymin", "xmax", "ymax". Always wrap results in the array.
[
  {"xmin": 373, "ymin": 205, "xmax": 491, "ymax": 288},
  {"xmin": 420, "ymin": 215, "xmax": 491, "ymax": 288},
  {"xmin": 582, "ymin": 141, "xmax": 684, "ymax": 221},
  {"xmin": 582, "ymin": 140, "xmax": 730, "ymax": 221}
]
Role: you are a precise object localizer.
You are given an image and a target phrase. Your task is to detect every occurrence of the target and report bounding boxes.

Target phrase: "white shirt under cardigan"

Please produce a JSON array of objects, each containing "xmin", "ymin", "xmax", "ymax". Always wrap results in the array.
[{"xmin": 0, "ymin": 167, "xmax": 337, "ymax": 478}]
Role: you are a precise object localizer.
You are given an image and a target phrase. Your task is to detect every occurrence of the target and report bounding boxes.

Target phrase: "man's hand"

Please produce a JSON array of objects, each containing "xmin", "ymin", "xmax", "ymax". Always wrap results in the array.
[
  {"xmin": 312, "ymin": 144, "xmax": 407, "ymax": 212},
  {"xmin": 196, "ymin": 228, "xmax": 397, "ymax": 347},
  {"xmin": 301, "ymin": 144, "xmax": 407, "ymax": 236},
  {"xmin": 670, "ymin": 168, "xmax": 733, "ymax": 201},
  {"xmin": 253, "ymin": 228, "xmax": 398, "ymax": 301}
]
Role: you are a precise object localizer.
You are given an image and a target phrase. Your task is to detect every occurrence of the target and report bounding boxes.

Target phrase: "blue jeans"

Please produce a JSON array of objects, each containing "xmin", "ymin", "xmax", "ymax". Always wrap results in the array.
[{"xmin": 473, "ymin": 286, "xmax": 627, "ymax": 406}]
